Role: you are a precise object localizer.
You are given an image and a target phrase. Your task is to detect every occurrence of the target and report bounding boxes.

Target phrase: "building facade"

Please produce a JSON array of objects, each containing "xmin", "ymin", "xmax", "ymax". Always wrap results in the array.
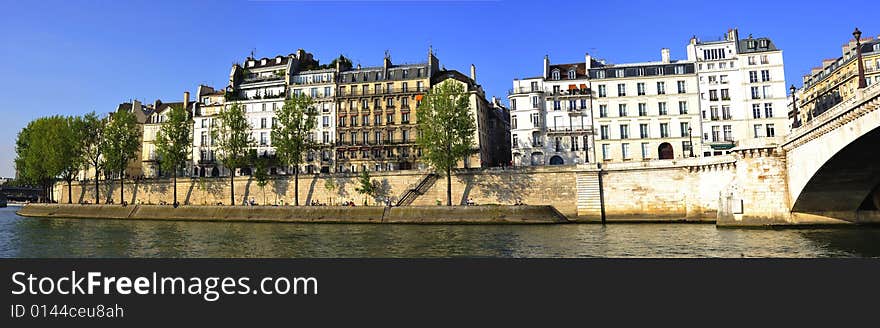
[
  {"xmin": 793, "ymin": 32, "xmax": 880, "ymax": 127},
  {"xmin": 142, "ymin": 95, "xmax": 190, "ymax": 179},
  {"xmin": 290, "ymin": 68, "xmax": 337, "ymax": 173},
  {"xmin": 334, "ymin": 50, "xmax": 439, "ymax": 173},
  {"xmin": 507, "ymin": 54, "xmax": 594, "ymax": 166},
  {"xmin": 590, "ymin": 49, "xmax": 702, "ymax": 162},
  {"xmin": 192, "ymin": 85, "xmax": 225, "ymax": 177},
  {"xmin": 687, "ymin": 28, "xmax": 789, "ymax": 156}
]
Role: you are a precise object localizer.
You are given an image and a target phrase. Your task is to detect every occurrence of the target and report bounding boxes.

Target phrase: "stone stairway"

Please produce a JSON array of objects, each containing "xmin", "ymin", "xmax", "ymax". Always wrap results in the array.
[
  {"xmin": 396, "ymin": 173, "xmax": 439, "ymax": 206},
  {"xmin": 576, "ymin": 172, "xmax": 602, "ymax": 217}
]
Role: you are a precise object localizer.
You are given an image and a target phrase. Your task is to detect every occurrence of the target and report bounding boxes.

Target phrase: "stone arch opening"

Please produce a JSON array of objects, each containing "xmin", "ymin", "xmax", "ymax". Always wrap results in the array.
[
  {"xmin": 658, "ymin": 143, "xmax": 674, "ymax": 160},
  {"xmin": 549, "ymin": 155, "xmax": 564, "ymax": 165}
]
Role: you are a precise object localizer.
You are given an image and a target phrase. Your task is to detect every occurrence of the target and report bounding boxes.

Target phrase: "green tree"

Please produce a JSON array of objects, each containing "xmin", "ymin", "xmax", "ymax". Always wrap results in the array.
[
  {"xmin": 59, "ymin": 115, "xmax": 86, "ymax": 204},
  {"xmin": 15, "ymin": 116, "xmax": 68, "ymax": 202},
  {"xmin": 81, "ymin": 112, "xmax": 106, "ymax": 203},
  {"xmin": 324, "ymin": 177, "xmax": 337, "ymax": 206},
  {"xmin": 272, "ymin": 93, "xmax": 318, "ymax": 206},
  {"xmin": 101, "ymin": 110, "xmax": 141, "ymax": 205},
  {"xmin": 252, "ymin": 153, "xmax": 271, "ymax": 206},
  {"xmin": 212, "ymin": 102, "xmax": 253, "ymax": 205},
  {"xmin": 415, "ymin": 80, "xmax": 476, "ymax": 206},
  {"xmin": 154, "ymin": 104, "xmax": 193, "ymax": 206},
  {"xmin": 354, "ymin": 170, "xmax": 375, "ymax": 206}
]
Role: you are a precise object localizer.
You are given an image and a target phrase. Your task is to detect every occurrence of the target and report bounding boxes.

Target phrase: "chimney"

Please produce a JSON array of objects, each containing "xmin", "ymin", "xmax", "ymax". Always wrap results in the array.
[
  {"xmin": 661, "ymin": 48, "xmax": 671, "ymax": 63},
  {"xmin": 543, "ymin": 55, "xmax": 550, "ymax": 79},
  {"xmin": 183, "ymin": 91, "xmax": 190, "ymax": 111},
  {"xmin": 585, "ymin": 52, "xmax": 592, "ymax": 69},
  {"xmin": 470, "ymin": 64, "xmax": 476, "ymax": 82},
  {"xmin": 727, "ymin": 28, "xmax": 739, "ymax": 41}
]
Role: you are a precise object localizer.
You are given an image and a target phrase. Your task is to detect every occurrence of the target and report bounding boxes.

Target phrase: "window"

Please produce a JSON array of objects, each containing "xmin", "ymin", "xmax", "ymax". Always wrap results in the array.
[
  {"xmin": 709, "ymin": 76, "xmax": 717, "ymax": 84},
  {"xmin": 763, "ymin": 86, "xmax": 773, "ymax": 99},
  {"xmin": 600, "ymin": 125, "xmax": 609, "ymax": 139},
  {"xmin": 201, "ymin": 119, "xmax": 207, "ymax": 128},
  {"xmin": 721, "ymin": 89, "xmax": 730, "ymax": 100},
  {"xmin": 553, "ymin": 85, "xmax": 560, "ymax": 94},
  {"xmin": 401, "ymin": 113, "xmax": 410, "ymax": 123},
  {"xmin": 602, "ymin": 144, "xmax": 610, "ymax": 160},
  {"xmin": 760, "ymin": 55, "xmax": 769, "ymax": 65},
  {"xmin": 401, "ymin": 82, "xmax": 408, "ymax": 92},
  {"xmin": 401, "ymin": 97, "xmax": 408, "ymax": 107},
  {"xmin": 711, "ymin": 126, "xmax": 720, "ymax": 142},
  {"xmin": 530, "ymin": 113, "xmax": 540, "ymax": 127},
  {"xmin": 678, "ymin": 101, "xmax": 688, "ymax": 114},
  {"xmin": 322, "ymin": 116, "xmax": 330, "ymax": 127},
  {"xmin": 617, "ymin": 83, "xmax": 626, "ymax": 96},
  {"xmin": 386, "ymin": 114, "xmax": 394, "ymax": 125},
  {"xmin": 761, "ymin": 70, "xmax": 770, "ymax": 82},
  {"xmin": 553, "ymin": 100, "xmax": 561, "ymax": 110},
  {"xmin": 261, "ymin": 103, "xmax": 267, "ymax": 111},
  {"xmin": 362, "ymin": 115, "xmax": 369, "ymax": 126},
  {"xmin": 552, "ymin": 70, "xmax": 560, "ymax": 80},
  {"xmin": 620, "ymin": 125, "xmax": 629, "ymax": 139},
  {"xmin": 764, "ymin": 103, "xmax": 773, "ymax": 118},
  {"xmin": 530, "ymin": 81, "xmax": 539, "ymax": 91},
  {"xmin": 722, "ymin": 106, "xmax": 731, "ymax": 120},
  {"xmin": 766, "ymin": 124, "xmax": 776, "ymax": 137},
  {"xmin": 554, "ymin": 137, "xmax": 562, "ymax": 152},
  {"xmin": 599, "ymin": 105, "xmax": 608, "ymax": 118},
  {"xmin": 386, "ymin": 98, "xmax": 394, "ymax": 107},
  {"xmin": 754, "ymin": 124, "xmax": 764, "ymax": 138},
  {"xmin": 658, "ymin": 102, "xmax": 667, "ymax": 115},
  {"xmin": 598, "ymin": 85, "xmax": 607, "ymax": 97},
  {"xmin": 723, "ymin": 125, "xmax": 733, "ymax": 141},
  {"xmin": 748, "ymin": 56, "xmax": 756, "ymax": 65},
  {"xmin": 639, "ymin": 124, "xmax": 649, "ymax": 138},
  {"xmin": 511, "ymin": 115, "xmax": 517, "ymax": 129},
  {"xmin": 532, "ymin": 96, "xmax": 539, "ymax": 108},
  {"xmin": 532, "ymin": 131, "xmax": 542, "ymax": 146},
  {"xmin": 374, "ymin": 115, "xmax": 381, "ymax": 125},
  {"xmin": 637, "ymin": 83, "xmax": 646, "ymax": 95},
  {"xmin": 752, "ymin": 104, "xmax": 761, "ymax": 118},
  {"xmin": 260, "ymin": 118, "xmax": 267, "ymax": 129},
  {"xmin": 571, "ymin": 136, "xmax": 579, "ymax": 151},
  {"xmin": 709, "ymin": 90, "xmax": 718, "ymax": 101},
  {"xmin": 680, "ymin": 122, "xmax": 690, "ymax": 137},
  {"xmin": 675, "ymin": 65, "xmax": 685, "ymax": 74},
  {"xmin": 621, "ymin": 143, "xmax": 630, "ymax": 159},
  {"xmin": 720, "ymin": 75, "xmax": 728, "ymax": 84},
  {"xmin": 751, "ymin": 87, "xmax": 760, "ymax": 99},
  {"xmin": 641, "ymin": 143, "xmax": 649, "ymax": 159},
  {"xmin": 512, "ymin": 134, "xmax": 518, "ymax": 148},
  {"xmin": 260, "ymin": 132, "xmax": 268, "ymax": 146},
  {"xmin": 710, "ymin": 106, "xmax": 719, "ymax": 120},
  {"xmin": 416, "ymin": 81, "xmax": 424, "ymax": 91},
  {"xmin": 340, "ymin": 116, "xmax": 346, "ymax": 127},
  {"xmin": 660, "ymin": 123, "xmax": 669, "ymax": 138},
  {"xmin": 568, "ymin": 100, "xmax": 576, "ymax": 110},
  {"xmin": 677, "ymin": 81, "xmax": 686, "ymax": 93},
  {"xmin": 401, "ymin": 130, "xmax": 409, "ymax": 142},
  {"xmin": 200, "ymin": 131, "xmax": 208, "ymax": 146},
  {"xmin": 616, "ymin": 69, "xmax": 624, "ymax": 78},
  {"xmin": 656, "ymin": 82, "xmax": 665, "ymax": 94},
  {"xmin": 638, "ymin": 103, "xmax": 647, "ymax": 116},
  {"xmin": 580, "ymin": 99, "xmax": 587, "ymax": 109},
  {"xmin": 568, "ymin": 70, "xmax": 576, "ymax": 79},
  {"xmin": 511, "ymin": 99, "xmax": 516, "ymax": 110},
  {"xmin": 618, "ymin": 104, "xmax": 627, "ymax": 117}
]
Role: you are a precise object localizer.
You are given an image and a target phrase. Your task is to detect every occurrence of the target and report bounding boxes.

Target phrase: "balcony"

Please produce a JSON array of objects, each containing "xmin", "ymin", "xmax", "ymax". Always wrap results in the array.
[
  {"xmin": 241, "ymin": 74, "xmax": 285, "ymax": 84},
  {"xmin": 508, "ymin": 87, "xmax": 543, "ymax": 95},
  {"xmin": 198, "ymin": 159, "xmax": 216, "ymax": 165},
  {"xmin": 546, "ymin": 127, "xmax": 593, "ymax": 136}
]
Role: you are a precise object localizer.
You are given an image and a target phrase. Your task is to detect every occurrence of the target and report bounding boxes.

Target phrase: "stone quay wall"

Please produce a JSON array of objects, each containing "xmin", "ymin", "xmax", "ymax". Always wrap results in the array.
[{"xmin": 54, "ymin": 161, "xmax": 746, "ymax": 222}]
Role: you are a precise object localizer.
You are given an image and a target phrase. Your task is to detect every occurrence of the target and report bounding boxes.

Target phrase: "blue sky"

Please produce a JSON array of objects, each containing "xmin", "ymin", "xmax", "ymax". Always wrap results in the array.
[{"xmin": 1, "ymin": 0, "xmax": 877, "ymax": 177}]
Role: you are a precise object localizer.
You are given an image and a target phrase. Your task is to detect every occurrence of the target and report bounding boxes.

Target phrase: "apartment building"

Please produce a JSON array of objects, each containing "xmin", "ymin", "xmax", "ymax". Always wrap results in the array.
[
  {"xmin": 142, "ymin": 94, "xmax": 191, "ymax": 178},
  {"xmin": 290, "ymin": 67, "xmax": 337, "ymax": 173},
  {"xmin": 192, "ymin": 85, "xmax": 224, "ymax": 177},
  {"xmin": 687, "ymin": 28, "xmax": 789, "ymax": 156},
  {"xmin": 591, "ymin": 49, "xmax": 702, "ymax": 162},
  {"xmin": 334, "ymin": 49, "xmax": 439, "ymax": 173}
]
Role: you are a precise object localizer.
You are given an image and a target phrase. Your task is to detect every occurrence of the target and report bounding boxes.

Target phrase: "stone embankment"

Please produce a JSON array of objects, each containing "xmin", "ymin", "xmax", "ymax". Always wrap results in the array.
[{"xmin": 16, "ymin": 204, "xmax": 570, "ymax": 224}]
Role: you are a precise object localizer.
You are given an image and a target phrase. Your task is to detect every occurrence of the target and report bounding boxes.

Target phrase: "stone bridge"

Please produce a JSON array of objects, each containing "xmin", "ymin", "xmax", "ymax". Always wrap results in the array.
[{"xmin": 780, "ymin": 82, "xmax": 880, "ymax": 223}]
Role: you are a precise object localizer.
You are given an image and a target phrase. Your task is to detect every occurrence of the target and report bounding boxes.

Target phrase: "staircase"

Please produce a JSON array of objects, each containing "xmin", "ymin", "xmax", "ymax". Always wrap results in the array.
[
  {"xmin": 576, "ymin": 172, "xmax": 602, "ymax": 217},
  {"xmin": 396, "ymin": 173, "xmax": 439, "ymax": 206}
]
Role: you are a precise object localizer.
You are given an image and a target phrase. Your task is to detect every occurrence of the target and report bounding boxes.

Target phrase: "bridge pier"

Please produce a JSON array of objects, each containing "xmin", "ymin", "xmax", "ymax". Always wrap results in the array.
[{"xmin": 717, "ymin": 145, "xmax": 796, "ymax": 226}]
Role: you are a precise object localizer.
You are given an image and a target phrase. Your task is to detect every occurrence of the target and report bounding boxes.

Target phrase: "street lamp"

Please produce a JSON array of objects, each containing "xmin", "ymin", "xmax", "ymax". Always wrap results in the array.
[
  {"xmin": 687, "ymin": 127, "xmax": 694, "ymax": 157},
  {"xmin": 790, "ymin": 85, "xmax": 800, "ymax": 128},
  {"xmin": 854, "ymin": 28, "xmax": 867, "ymax": 89}
]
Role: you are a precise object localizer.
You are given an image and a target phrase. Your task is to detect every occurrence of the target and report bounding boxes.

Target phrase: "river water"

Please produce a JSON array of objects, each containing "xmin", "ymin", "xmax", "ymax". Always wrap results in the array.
[{"xmin": 1, "ymin": 206, "xmax": 879, "ymax": 257}]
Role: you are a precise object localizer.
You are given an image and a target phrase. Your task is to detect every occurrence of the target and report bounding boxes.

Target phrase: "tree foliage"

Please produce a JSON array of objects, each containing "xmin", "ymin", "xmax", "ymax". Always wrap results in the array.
[
  {"xmin": 272, "ymin": 93, "xmax": 318, "ymax": 206},
  {"xmin": 101, "ymin": 109, "xmax": 141, "ymax": 203},
  {"xmin": 81, "ymin": 112, "xmax": 106, "ymax": 203},
  {"xmin": 212, "ymin": 102, "xmax": 253, "ymax": 205},
  {"xmin": 415, "ymin": 80, "xmax": 476, "ymax": 206},
  {"xmin": 155, "ymin": 104, "xmax": 192, "ymax": 205},
  {"xmin": 354, "ymin": 170, "xmax": 375, "ymax": 206},
  {"xmin": 15, "ymin": 116, "xmax": 73, "ymax": 202}
]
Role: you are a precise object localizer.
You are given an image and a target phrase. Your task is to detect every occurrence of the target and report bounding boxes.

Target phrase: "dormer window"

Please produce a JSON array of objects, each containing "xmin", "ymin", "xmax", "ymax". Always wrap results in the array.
[
  {"xmin": 247, "ymin": 61, "xmax": 254, "ymax": 68},
  {"xmin": 748, "ymin": 41, "xmax": 756, "ymax": 49},
  {"xmin": 261, "ymin": 59, "xmax": 267, "ymax": 65},
  {"xmin": 551, "ymin": 70, "xmax": 560, "ymax": 80},
  {"xmin": 276, "ymin": 57, "xmax": 282, "ymax": 64},
  {"xmin": 760, "ymin": 39, "xmax": 769, "ymax": 48},
  {"xmin": 616, "ymin": 69, "xmax": 624, "ymax": 78},
  {"xmin": 568, "ymin": 70, "xmax": 576, "ymax": 79}
]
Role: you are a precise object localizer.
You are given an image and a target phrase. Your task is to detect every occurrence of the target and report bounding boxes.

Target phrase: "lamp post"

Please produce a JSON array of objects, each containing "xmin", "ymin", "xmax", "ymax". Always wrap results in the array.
[
  {"xmin": 854, "ymin": 28, "xmax": 867, "ymax": 89},
  {"xmin": 687, "ymin": 127, "xmax": 694, "ymax": 157},
  {"xmin": 790, "ymin": 85, "xmax": 800, "ymax": 128}
]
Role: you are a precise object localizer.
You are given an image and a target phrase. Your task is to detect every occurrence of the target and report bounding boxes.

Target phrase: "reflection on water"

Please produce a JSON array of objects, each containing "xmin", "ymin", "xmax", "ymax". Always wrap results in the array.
[{"xmin": 1, "ymin": 207, "xmax": 879, "ymax": 258}]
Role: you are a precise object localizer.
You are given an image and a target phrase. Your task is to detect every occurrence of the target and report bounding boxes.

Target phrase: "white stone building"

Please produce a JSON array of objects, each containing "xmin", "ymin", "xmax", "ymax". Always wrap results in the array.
[
  {"xmin": 507, "ymin": 54, "xmax": 594, "ymax": 166},
  {"xmin": 590, "ymin": 49, "xmax": 702, "ymax": 162},
  {"xmin": 687, "ymin": 28, "xmax": 789, "ymax": 156},
  {"xmin": 290, "ymin": 68, "xmax": 336, "ymax": 173}
]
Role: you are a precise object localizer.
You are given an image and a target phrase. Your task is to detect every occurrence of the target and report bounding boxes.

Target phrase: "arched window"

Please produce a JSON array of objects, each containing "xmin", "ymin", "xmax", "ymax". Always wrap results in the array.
[
  {"xmin": 568, "ymin": 70, "xmax": 576, "ymax": 79},
  {"xmin": 551, "ymin": 70, "xmax": 560, "ymax": 80}
]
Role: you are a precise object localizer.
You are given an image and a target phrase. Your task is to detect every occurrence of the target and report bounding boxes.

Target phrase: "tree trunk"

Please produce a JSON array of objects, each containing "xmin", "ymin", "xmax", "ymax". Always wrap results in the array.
[
  {"xmin": 119, "ymin": 170, "xmax": 124, "ymax": 205},
  {"xmin": 446, "ymin": 167, "xmax": 452, "ymax": 206},
  {"xmin": 230, "ymin": 168, "xmax": 235, "ymax": 206},
  {"xmin": 95, "ymin": 173, "xmax": 100, "ymax": 204},
  {"xmin": 173, "ymin": 168, "xmax": 178, "ymax": 206},
  {"xmin": 67, "ymin": 180, "xmax": 72, "ymax": 204},
  {"xmin": 294, "ymin": 165, "xmax": 299, "ymax": 206}
]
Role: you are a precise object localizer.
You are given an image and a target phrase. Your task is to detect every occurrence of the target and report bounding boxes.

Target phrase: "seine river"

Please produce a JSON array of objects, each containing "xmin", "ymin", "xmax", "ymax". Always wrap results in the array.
[{"xmin": 1, "ymin": 206, "xmax": 879, "ymax": 257}]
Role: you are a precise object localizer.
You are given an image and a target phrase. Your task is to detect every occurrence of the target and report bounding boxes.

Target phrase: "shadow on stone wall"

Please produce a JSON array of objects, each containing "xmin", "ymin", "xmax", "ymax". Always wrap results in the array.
[
  {"xmin": 372, "ymin": 178, "xmax": 392, "ymax": 205},
  {"xmin": 145, "ymin": 180, "xmax": 169, "ymax": 205},
  {"xmin": 457, "ymin": 169, "xmax": 535, "ymax": 205},
  {"xmin": 273, "ymin": 177, "xmax": 289, "ymax": 204}
]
